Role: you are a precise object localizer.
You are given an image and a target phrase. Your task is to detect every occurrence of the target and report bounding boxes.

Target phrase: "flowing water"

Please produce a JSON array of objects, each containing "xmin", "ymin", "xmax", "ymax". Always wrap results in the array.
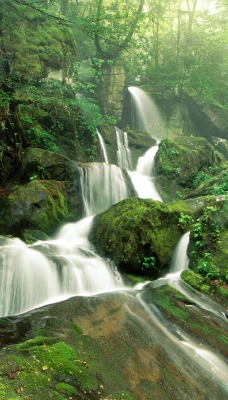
[
  {"xmin": 0, "ymin": 217, "xmax": 123, "ymax": 317},
  {"xmin": 79, "ymin": 162, "xmax": 129, "ymax": 215},
  {"xmin": 128, "ymin": 86, "xmax": 164, "ymax": 142},
  {"xmin": 97, "ymin": 128, "xmax": 109, "ymax": 163},
  {"xmin": 115, "ymin": 126, "xmax": 132, "ymax": 170},
  {"xmin": 128, "ymin": 144, "xmax": 163, "ymax": 201}
]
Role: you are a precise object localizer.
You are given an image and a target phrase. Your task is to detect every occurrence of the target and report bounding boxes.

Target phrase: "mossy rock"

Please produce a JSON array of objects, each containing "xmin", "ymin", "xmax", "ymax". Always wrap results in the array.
[
  {"xmin": 155, "ymin": 136, "xmax": 221, "ymax": 201},
  {"xmin": 187, "ymin": 164, "xmax": 228, "ymax": 198},
  {"xmin": 89, "ymin": 197, "xmax": 185, "ymax": 277},
  {"xmin": 181, "ymin": 270, "xmax": 205, "ymax": 288},
  {"xmin": 21, "ymin": 229, "xmax": 51, "ymax": 244},
  {"xmin": 22, "ymin": 147, "xmax": 78, "ymax": 181},
  {"xmin": 0, "ymin": 180, "xmax": 73, "ymax": 236}
]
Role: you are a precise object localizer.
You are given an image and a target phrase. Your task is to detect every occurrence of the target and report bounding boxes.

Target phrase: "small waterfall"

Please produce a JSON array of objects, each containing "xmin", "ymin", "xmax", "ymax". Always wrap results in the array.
[
  {"xmin": 128, "ymin": 86, "xmax": 164, "ymax": 142},
  {"xmin": 0, "ymin": 218, "xmax": 123, "ymax": 317},
  {"xmin": 128, "ymin": 145, "xmax": 163, "ymax": 202},
  {"xmin": 151, "ymin": 231, "xmax": 190, "ymax": 288},
  {"xmin": 115, "ymin": 127, "xmax": 132, "ymax": 170},
  {"xmin": 169, "ymin": 231, "xmax": 190, "ymax": 274},
  {"xmin": 79, "ymin": 163, "xmax": 129, "ymax": 216},
  {"xmin": 97, "ymin": 129, "xmax": 109, "ymax": 163}
]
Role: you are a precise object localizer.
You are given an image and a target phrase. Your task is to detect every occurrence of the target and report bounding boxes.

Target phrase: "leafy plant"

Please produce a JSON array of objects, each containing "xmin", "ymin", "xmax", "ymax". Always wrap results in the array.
[
  {"xmin": 178, "ymin": 213, "xmax": 194, "ymax": 230},
  {"xmin": 142, "ymin": 256, "xmax": 156, "ymax": 271},
  {"xmin": 197, "ymin": 253, "xmax": 220, "ymax": 280},
  {"xmin": 193, "ymin": 171, "xmax": 210, "ymax": 188}
]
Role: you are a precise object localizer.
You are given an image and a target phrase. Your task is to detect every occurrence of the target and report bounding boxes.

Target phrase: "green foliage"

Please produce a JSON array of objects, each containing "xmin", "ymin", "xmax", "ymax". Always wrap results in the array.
[
  {"xmin": 196, "ymin": 253, "xmax": 220, "ymax": 280},
  {"xmin": 213, "ymin": 173, "xmax": 228, "ymax": 195},
  {"xmin": 193, "ymin": 171, "xmax": 211, "ymax": 188},
  {"xmin": 178, "ymin": 213, "xmax": 194, "ymax": 230},
  {"xmin": 142, "ymin": 256, "xmax": 156, "ymax": 271}
]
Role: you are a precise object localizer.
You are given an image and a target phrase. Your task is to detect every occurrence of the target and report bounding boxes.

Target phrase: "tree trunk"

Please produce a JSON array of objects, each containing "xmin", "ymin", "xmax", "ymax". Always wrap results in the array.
[{"xmin": 60, "ymin": 0, "xmax": 69, "ymax": 15}]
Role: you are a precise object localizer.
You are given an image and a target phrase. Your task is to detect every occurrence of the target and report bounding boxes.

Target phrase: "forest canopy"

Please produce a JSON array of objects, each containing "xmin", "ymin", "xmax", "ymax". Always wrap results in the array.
[{"xmin": 1, "ymin": 0, "xmax": 226, "ymax": 108}]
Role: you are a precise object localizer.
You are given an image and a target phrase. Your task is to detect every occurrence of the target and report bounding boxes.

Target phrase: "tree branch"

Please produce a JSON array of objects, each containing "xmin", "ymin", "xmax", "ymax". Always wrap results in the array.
[{"xmin": 12, "ymin": 0, "xmax": 71, "ymax": 25}]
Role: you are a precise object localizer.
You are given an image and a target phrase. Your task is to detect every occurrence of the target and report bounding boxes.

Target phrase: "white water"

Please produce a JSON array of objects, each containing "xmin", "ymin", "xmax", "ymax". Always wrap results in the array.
[
  {"xmin": 135, "ymin": 294, "xmax": 228, "ymax": 395},
  {"xmin": 97, "ymin": 129, "xmax": 109, "ymax": 163},
  {"xmin": 0, "ymin": 217, "xmax": 123, "ymax": 317},
  {"xmin": 128, "ymin": 145, "xmax": 163, "ymax": 201},
  {"xmin": 127, "ymin": 86, "xmax": 163, "ymax": 201},
  {"xmin": 79, "ymin": 162, "xmax": 129, "ymax": 216},
  {"xmin": 115, "ymin": 127, "xmax": 132, "ymax": 170},
  {"xmin": 128, "ymin": 86, "xmax": 164, "ymax": 142},
  {"xmin": 150, "ymin": 230, "xmax": 227, "ymax": 319}
]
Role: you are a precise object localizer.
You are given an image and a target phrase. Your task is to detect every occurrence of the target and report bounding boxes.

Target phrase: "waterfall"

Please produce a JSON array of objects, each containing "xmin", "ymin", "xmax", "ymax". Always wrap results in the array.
[
  {"xmin": 115, "ymin": 127, "xmax": 132, "ymax": 170},
  {"xmin": 79, "ymin": 163, "xmax": 129, "ymax": 216},
  {"xmin": 0, "ymin": 218, "xmax": 123, "ymax": 317},
  {"xmin": 151, "ymin": 231, "xmax": 190, "ymax": 288},
  {"xmin": 169, "ymin": 231, "xmax": 190, "ymax": 274},
  {"xmin": 127, "ymin": 86, "xmax": 163, "ymax": 201},
  {"xmin": 128, "ymin": 86, "xmax": 164, "ymax": 142},
  {"xmin": 128, "ymin": 145, "xmax": 163, "ymax": 202},
  {"xmin": 97, "ymin": 129, "xmax": 109, "ymax": 163}
]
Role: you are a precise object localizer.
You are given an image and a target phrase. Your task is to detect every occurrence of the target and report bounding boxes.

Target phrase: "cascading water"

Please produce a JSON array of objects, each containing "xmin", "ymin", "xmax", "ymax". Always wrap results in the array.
[
  {"xmin": 128, "ymin": 86, "xmax": 164, "ymax": 142},
  {"xmin": 127, "ymin": 86, "xmax": 163, "ymax": 201},
  {"xmin": 115, "ymin": 127, "xmax": 132, "ymax": 170},
  {"xmin": 97, "ymin": 128, "xmax": 109, "ymax": 163},
  {"xmin": 79, "ymin": 162, "xmax": 129, "ymax": 216},
  {"xmin": 0, "ymin": 217, "xmax": 123, "ymax": 317},
  {"xmin": 128, "ymin": 145, "xmax": 163, "ymax": 201},
  {"xmin": 151, "ymin": 231, "xmax": 227, "ymax": 319}
]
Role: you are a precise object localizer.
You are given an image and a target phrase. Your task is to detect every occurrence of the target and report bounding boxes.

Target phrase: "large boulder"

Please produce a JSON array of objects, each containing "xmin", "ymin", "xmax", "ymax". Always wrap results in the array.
[{"xmin": 89, "ymin": 197, "xmax": 188, "ymax": 277}]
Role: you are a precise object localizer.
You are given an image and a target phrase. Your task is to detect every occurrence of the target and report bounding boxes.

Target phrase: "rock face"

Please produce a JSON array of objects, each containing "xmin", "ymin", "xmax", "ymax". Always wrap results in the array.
[
  {"xmin": 155, "ymin": 136, "xmax": 222, "ymax": 201},
  {"xmin": 182, "ymin": 93, "xmax": 228, "ymax": 141},
  {"xmin": 89, "ymin": 197, "xmax": 186, "ymax": 277},
  {"xmin": 97, "ymin": 62, "xmax": 126, "ymax": 122}
]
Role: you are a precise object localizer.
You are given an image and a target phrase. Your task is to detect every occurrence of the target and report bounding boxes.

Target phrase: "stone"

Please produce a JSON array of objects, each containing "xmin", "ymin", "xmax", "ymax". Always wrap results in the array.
[{"xmin": 89, "ymin": 197, "xmax": 185, "ymax": 277}]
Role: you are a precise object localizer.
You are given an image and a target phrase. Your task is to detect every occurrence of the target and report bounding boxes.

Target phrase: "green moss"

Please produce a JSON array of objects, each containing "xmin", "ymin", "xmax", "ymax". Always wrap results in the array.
[
  {"xmin": 155, "ymin": 297, "xmax": 189, "ymax": 320},
  {"xmin": 155, "ymin": 136, "xmax": 221, "ymax": 201},
  {"xmin": 15, "ymin": 336, "xmax": 58, "ymax": 350},
  {"xmin": 0, "ymin": 337, "xmax": 99, "ymax": 399},
  {"xmin": 3, "ymin": 180, "xmax": 73, "ymax": 235},
  {"xmin": 0, "ymin": 377, "xmax": 20, "ymax": 400},
  {"xmin": 219, "ymin": 286, "xmax": 228, "ymax": 297},
  {"xmin": 181, "ymin": 270, "xmax": 205, "ymax": 288},
  {"xmin": 90, "ymin": 198, "xmax": 184, "ymax": 277},
  {"xmin": 152, "ymin": 286, "xmax": 190, "ymax": 321},
  {"xmin": 218, "ymin": 334, "xmax": 228, "ymax": 346},
  {"xmin": 55, "ymin": 382, "xmax": 77, "ymax": 395},
  {"xmin": 199, "ymin": 284, "xmax": 211, "ymax": 294},
  {"xmin": 189, "ymin": 323, "xmax": 212, "ymax": 335}
]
